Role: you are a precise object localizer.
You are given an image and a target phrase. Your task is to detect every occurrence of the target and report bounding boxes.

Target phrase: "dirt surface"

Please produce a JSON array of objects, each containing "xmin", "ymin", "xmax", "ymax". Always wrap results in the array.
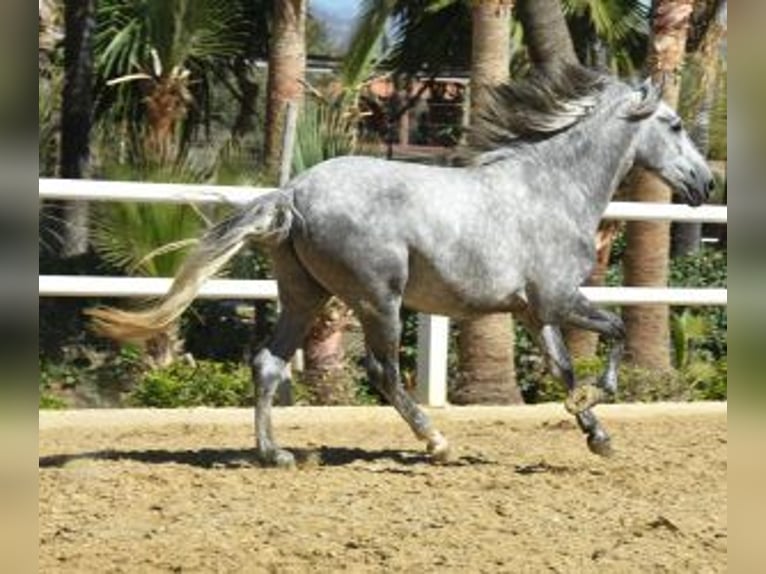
[{"xmin": 39, "ymin": 403, "xmax": 727, "ymax": 573}]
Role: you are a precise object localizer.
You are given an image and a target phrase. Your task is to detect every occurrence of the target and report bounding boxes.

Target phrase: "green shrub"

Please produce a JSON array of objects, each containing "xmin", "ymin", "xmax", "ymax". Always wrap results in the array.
[
  {"xmin": 129, "ymin": 360, "xmax": 252, "ymax": 408},
  {"xmin": 686, "ymin": 358, "xmax": 727, "ymax": 401},
  {"xmin": 39, "ymin": 393, "xmax": 68, "ymax": 410},
  {"xmin": 522, "ymin": 355, "xmax": 726, "ymax": 405}
]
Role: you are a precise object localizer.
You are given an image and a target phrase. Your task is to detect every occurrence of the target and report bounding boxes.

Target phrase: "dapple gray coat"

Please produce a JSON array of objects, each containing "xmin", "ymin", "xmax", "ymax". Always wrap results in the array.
[{"xmin": 89, "ymin": 66, "xmax": 714, "ymax": 466}]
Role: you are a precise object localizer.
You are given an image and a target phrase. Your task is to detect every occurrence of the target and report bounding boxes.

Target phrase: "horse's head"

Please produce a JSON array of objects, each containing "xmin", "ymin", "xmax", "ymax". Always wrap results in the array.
[{"xmin": 626, "ymin": 80, "xmax": 715, "ymax": 207}]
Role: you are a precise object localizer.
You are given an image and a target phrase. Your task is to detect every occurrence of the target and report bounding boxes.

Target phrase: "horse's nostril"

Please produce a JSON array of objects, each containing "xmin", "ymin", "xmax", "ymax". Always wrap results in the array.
[{"xmin": 704, "ymin": 178, "xmax": 715, "ymax": 199}]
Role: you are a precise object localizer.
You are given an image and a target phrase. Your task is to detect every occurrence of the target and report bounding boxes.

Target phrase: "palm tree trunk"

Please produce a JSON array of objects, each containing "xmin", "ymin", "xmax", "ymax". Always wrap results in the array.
[
  {"xmin": 303, "ymin": 299, "xmax": 356, "ymax": 405},
  {"xmin": 453, "ymin": 1, "xmax": 522, "ymax": 405},
  {"xmin": 233, "ymin": 2, "xmax": 268, "ymax": 140},
  {"xmin": 623, "ymin": 0, "xmax": 694, "ymax": 370},
  {"xmin": 671, "ymin": 2, "xmax": 726, "ymax": 257},
  {"xmin": 60, "ymin": 0, "xmax": 95, "ymax": 257},
  {"xmin": 264, "ymin": 0, "xmax": 306, "ymax": 176},
  {"xmin": 515, "ymin": 0, "xmax": 578, "ymax": 73}
]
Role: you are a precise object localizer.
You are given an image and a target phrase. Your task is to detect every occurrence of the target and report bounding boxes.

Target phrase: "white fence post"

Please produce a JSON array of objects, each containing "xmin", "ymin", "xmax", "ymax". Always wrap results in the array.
[{"xmin": 415, "ymin": 314, "xmax": 450, "ymax": 407}]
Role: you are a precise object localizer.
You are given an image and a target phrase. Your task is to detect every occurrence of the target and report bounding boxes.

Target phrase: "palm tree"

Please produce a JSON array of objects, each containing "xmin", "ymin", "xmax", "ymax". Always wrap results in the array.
[
  {"xmin": 263, "ymin": 0, "xmax": 307, "ymax": 177},
  {"xmin": 622, "ymin": 0, "xmax": 694, "ymax": 370},
  {"xmin": 671, "ymin": 0, "xmax": 726, "ymax": 257},
  {"xmin": 516, "ymin": 0, "xmax": 577, "ymax": 72},
  {"xmin": 88, "ymin": 0, "xmax": 250, "ymax": 365},
  {"xmin": 231, "ymin": 1, "xmax": 271, "ymax": 141},
  {"xmin": 60, "ymin": 0, "xmax": 97, "ymax": 257},
  {"xmin": 451, "ymin": 1, "xmax": 523, "ymax": 405},
  {"xmin": 94, "ymin": 0, "xmax": 245, "ymax": 165}
]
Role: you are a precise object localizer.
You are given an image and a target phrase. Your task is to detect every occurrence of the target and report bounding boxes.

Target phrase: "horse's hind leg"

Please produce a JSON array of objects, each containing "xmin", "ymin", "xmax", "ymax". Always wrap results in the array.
[
  {"xmin": 252, "ymin": 246, "xmax": 330, "ymax": 467},
  {"xmin": 357, "ymin": 300, "xmax": 450, "ymax": 462},
  {"xmin": 540, "ymin": 324, "xmax": 613, "ymax": 457}
]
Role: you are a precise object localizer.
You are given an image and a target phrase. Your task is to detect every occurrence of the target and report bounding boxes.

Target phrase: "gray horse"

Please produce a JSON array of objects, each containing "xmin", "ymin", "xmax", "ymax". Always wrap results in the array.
[{"xmin": 89, "ymin": 66, "xmax": 714, "ymax": 466}]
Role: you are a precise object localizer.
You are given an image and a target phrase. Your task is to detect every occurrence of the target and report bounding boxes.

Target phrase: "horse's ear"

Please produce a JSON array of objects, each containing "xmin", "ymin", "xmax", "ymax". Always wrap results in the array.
[{"xmin": 625, "ymin": 77, "xmax": 662, "ymax": 120}]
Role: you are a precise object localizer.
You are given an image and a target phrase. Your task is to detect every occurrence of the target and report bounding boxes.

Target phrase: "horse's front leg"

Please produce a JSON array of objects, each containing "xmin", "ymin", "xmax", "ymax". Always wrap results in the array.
[
  {"xmin": 539, "ymin": 324, "xmax": 613, "ymax": 457},
  {"xmin": 562, "ymin": 294, "xmax": 625, "ymax": 415}
]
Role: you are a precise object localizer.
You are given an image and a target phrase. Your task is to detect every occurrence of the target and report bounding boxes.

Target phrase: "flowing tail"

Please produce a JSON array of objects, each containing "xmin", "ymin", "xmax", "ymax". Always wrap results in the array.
[{"xmin": 86, "ymin": 192, "xmax": 293, "ymax": 343}]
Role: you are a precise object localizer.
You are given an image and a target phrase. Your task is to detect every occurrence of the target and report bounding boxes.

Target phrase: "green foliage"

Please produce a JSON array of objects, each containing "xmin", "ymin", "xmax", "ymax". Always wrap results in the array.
[
  {"xmin": 40, "ymin": 360, "xmax": 81, "ymax": 395},
  {"xmin": 91, "ymin": 203, "xmax": 205, "ymax": 276},
  {"xmin": 687, "ymin": 358, "xmax": 726, "ymax": 400},
  {"xmin": 129, "ymin": 360, "xmax": 252, "ymax": 407},
  {"xmin": 670, "ymin": 248, "xmax": 728, "ymax": 361},
  {"xmin": 708, "ymin": 69, "xmax": 727, "ymax": 161},
  {"xmin": 40, "ymin": 346, "xmax": 148, "ymax": 409},
  {"xmin": 40, "ymin": 359, "xmax": 70, "ymax": 409},
  {"xmin": 525, "ymin": 356, "xmax": 726, "ymax": 405},
  {"xmin": 669, "ymin": 248, "xmax": 727, "ymax": 288},
  {"xmin": 39, "ymin": 72, "xmax": 61, "ymax": 177},
  {"xmin": 95, "ymin": 0, "xmax": 246, "ymax": 119},
  {"xmin": 293, "ymin": 99, "xmax": 357, "ymax": 174},
  {"xmin": 89, "ymin": 150, "xmax": 250, "ymax": 278},
  {"xmin": 40, "ymin": 393, "xmax": 68, "ymax": 410},
  {"xmin": 561, "ymin": 0, "xmax": 649, "ymax": 75},
  {"xmin": 348, "ymin": 0, "xmax": 649, "ymax": 84},
  {"xmin": 671, "ymin": 309, "xmax": 709, "ymax": 370}
]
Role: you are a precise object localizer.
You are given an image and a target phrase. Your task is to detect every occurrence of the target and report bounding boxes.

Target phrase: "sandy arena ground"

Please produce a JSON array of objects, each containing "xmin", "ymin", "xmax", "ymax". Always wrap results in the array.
[{"xmin": 39, "ymin": 403, "xmax": 727, "ymax": 573}]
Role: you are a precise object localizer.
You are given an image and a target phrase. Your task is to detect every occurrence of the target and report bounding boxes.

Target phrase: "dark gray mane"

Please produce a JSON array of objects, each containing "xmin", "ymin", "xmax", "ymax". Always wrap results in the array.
[{"xmin": 465, "ymin": 65, "xmax": 612, "ymax": 163}]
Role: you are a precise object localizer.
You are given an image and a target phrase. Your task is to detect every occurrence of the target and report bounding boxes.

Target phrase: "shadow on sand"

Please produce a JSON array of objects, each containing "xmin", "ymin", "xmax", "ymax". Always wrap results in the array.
[{"xmin": 39, "ymin": 446, "xmax": 496, "ymax": 470}]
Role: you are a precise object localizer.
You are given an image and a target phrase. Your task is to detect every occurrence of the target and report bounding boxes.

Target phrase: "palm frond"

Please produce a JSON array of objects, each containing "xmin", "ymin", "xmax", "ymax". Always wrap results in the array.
[
  {"xmin": 342, "ymin": 0, "xmax": 397, "ymax": 89},
  {"xmin": 292, "ymin": 99, "xmax": 356, "ymax": 174},
  {"xmin": 384, "ymin": 0, "xmax": 470, "ymax": 76},
  {"xmin": 561, "ymin": 0, "xmax": 649, "ymax": 74},
  {"xmin": 91, "ymin": 202, "xmax": 208, "ymax": 277}
]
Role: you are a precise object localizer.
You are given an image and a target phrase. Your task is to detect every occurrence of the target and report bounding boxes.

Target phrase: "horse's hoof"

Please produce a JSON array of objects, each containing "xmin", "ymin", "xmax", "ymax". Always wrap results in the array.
[
  {"xmin": 427, "ymin": 431, "xmax": 451, "ymax": 464},
  {"xmin": 586, "ymin": 433, "xmax": 614, "ymax": 458},
  {"xmin": 565, "ymin": 384, "xmax": 605, "ymax": 415},
  {"xmin": 259, "ymin": 448, "xmax": 296, "ymax": 468}
]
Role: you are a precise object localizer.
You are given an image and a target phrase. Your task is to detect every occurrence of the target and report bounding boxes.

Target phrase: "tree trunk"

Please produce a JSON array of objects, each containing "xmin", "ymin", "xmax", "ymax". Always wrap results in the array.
[
  {"xmin": 622, "ymin": 0, "xmax": 694, "ymax": 371},
  {"xmin": 232, "ymin": 2, "xmax": 268, "ymax": 140},
  {"xmin": 671, "ymin": 1, "xmax": 726, "ymax": 257},
  {"xmin": 303, "ymin": 299, "xmax": 356, "ymax": 405},
  {"xmin": 60, "ymin": 0, "xmax": 95, "ymax": 257},
  {"xmin": 453, "ymin": 1, "xmax": 522, "ymax": 405},
  {"xmin": 233, "ymin": 59, "xmax": 260, "ymax": 140},
  {"xmin": 264, "ymin": 0, "xmax": 306, "ymax": 176},
  {"xmin": 453, "ymin": 314, "xmax": 522, "ymax": 404},
  {"xmin": 515, "ymin": 0, "xmax": 578, "ymax": 73}
]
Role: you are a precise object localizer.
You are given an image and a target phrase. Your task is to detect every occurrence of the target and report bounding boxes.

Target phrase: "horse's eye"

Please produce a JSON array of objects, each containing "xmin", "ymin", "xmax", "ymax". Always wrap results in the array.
[{"xmin": 670, "ymin": 119, "xmax": 683, "ymax": 132}]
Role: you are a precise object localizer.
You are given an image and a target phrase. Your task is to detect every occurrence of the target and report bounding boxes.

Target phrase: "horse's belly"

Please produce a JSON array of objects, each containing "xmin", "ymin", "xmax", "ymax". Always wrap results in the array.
[{"xmin": 403, "ymin": 254, "xmax": 526, "ymax": 318}]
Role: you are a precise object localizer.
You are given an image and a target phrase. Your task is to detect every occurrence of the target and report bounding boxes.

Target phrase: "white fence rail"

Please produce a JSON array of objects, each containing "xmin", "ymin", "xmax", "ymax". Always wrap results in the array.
[{"xmin": 39, "ymin": 178, "xmax": 728, "ymax": 407}]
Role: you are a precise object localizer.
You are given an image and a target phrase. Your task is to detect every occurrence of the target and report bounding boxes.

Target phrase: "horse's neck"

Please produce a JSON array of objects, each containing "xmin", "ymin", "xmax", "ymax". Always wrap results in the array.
[{"xmin": 538, "ymin": 115, "xmax": 640, "ymax": 227}]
